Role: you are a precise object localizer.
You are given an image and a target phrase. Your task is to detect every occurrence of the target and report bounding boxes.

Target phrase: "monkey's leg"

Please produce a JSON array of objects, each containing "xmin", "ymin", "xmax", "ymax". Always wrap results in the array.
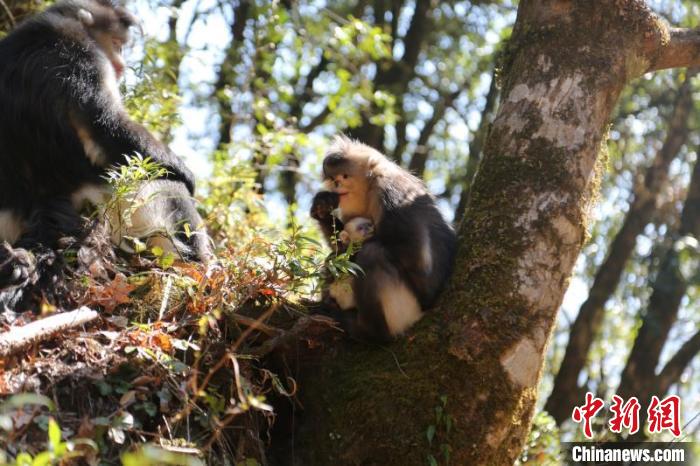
[
  {"xmin": 348, "ymin": 243, "xmax": 424, "ymax": 342},
  {"xmin": 17, "ymin": 198, "xmax": 84, "ymax": 250}
]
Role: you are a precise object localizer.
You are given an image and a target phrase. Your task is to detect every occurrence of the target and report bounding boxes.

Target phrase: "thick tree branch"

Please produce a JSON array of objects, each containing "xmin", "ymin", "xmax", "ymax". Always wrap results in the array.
[
  {"xmin": 0, "ymin": 307, "xmax": 98, "ymax": 357},
  {"xmin": 618, "ymin": 142, "xmax": 700, "ymax": 402},
  {"xmin": 656, "ymin": 329, "xmax": 700, "ymax": 396},
  {"xmin": 407, "ymin": 89, "xmax": 461, "ymax": 176},
  {"xmin": 213, "ymin": 0, "xmax": 250, "ymax": 150},
  {"xmin": 289, "ymin": 55, "xmax": 329, "ymax": 121},
  {"xmin": 390, "ymin": 95, "xmax": 407, "ymax": 162},
  {"xmin": 299, "ymin": 105, "xmax": 332, "ymax": 132},
  {"xmin": 649, "ymin": 28, "xmax": 700, "ymax": 72}
]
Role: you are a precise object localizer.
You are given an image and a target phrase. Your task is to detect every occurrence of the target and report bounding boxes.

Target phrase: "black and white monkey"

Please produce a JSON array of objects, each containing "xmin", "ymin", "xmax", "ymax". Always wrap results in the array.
[
  {"xmin": 0, "ymin": 0, "xmax": 211, "ymax": 289},
  {"xmin": 310, "ymin": 136, "xmax": 457, "ymax": 342}
]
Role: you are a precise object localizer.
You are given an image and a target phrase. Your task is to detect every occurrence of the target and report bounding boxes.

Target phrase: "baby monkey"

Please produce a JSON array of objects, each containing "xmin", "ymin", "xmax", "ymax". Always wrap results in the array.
[{"xmin": 327, "ymin": 216, "xmax": 374, "ymax": 311}]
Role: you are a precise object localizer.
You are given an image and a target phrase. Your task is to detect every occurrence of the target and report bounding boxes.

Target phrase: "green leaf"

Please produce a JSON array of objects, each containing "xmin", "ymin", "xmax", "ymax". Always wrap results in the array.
[
  {"xmin": 14, "ymin": 453, "xmax": 33, "ymax": 466},
  {"xmin": 31, "ymin": 451, "xmax": 51, "ymax": 466},
  {"xmin": 0, "ymin": 393, "xmax": 55, "ymax": 413},
  {"xmin": 48, "ymin": 417, "xmax": 61, "ymax": 451},
  {"xmin": 426, "ymin": 425, "xmax": 436, "ymax": 445}
]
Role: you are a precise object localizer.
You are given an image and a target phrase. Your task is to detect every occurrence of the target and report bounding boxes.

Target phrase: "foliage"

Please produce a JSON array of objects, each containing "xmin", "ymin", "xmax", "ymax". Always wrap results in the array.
[{"xmin": 516, "ymin": 412, "xmax": 561, "ymax": 466}]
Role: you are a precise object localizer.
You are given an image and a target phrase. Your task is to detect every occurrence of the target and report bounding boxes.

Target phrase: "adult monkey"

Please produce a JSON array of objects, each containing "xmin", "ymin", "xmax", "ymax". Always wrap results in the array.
[
  {"xmin": 0, "ymin": 0, "xmax": 211, "ymax": 290},
  {"xmin": 310, "ymin": 136, "xmax": 457, "ymax": 342}
]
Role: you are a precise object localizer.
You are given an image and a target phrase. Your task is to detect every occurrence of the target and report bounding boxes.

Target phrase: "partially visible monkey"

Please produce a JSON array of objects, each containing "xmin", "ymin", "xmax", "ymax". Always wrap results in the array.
[
  {"xmin": 0, "ymin": 0, "xmax": 211, "ymax": 293},
  {"xmin": 310, "ymin": 136, "xmax": 456, "ymax": 341}
]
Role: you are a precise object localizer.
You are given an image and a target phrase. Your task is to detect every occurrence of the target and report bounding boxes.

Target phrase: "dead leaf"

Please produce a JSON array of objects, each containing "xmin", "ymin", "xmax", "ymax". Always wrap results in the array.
[
  {"xmin": 87, "ymin": 274, "xmax": 135, "ymax": 312},
  {"xmin": 119, "ymin": 390, "xmax": 137, "ymax": 407}
]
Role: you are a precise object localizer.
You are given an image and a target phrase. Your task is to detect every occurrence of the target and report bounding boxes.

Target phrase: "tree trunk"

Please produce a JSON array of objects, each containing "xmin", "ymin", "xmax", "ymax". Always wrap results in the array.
[
  {"xmin": 545, "ymin": 70, "xmax": 696, "ymax": 425},
  {"xmin": 292, "ymin": 2, "xmax": 700, "ymax": 464}
]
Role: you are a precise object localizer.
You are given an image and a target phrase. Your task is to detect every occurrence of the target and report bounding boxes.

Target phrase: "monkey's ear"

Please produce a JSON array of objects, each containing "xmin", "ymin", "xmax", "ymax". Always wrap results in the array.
[{"xmin": 77, "ymin": 9, "xmax": 94, "ymax": 26}]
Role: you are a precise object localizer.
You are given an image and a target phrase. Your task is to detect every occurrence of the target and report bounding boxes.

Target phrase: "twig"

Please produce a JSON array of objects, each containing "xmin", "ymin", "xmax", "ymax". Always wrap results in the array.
[
  {"xmin": 0, "ymin": 0, "xmax": 15, "ymax": 28},
  {"xmin": 159, "ymin": 276, "xmax": 173, "ymax": 320},
  {"xmin": 0, "ymin": 307, "xmax": 99, "ymax": 357},
  {"xmin": 248, "ymin": 315, "xmax": 340, "ymax": 357}
]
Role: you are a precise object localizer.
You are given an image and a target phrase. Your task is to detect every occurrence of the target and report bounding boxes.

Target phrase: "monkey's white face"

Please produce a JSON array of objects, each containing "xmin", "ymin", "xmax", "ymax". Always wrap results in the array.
[
  {"xmin": 329, "ymin": 173, "xmax": 370, "ymax": 221},
  {"xmin": 77, "ymin": 4, "xmax": 134, "ymax": 79},
  {"xmin": 98, "ymin": 33, "xmax": 127, "ymax": 78}
]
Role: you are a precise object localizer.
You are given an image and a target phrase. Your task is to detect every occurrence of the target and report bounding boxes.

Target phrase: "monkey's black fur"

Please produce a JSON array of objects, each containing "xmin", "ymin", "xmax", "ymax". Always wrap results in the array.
[{"xmin": 311, "ymin": 148, "xmax": 457, "ymax": 341}]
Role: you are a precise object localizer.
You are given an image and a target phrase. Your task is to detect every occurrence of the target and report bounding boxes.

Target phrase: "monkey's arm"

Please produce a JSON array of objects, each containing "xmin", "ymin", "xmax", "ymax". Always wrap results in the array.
[
  {"xmin": 310, "ymin": 191, "xmax": 344, "ymax": 250},
  {"xmin": 80, "ymin": 108, "xmax": 196, "ymax": 194},
  {"xmin": 42, "ymin": 39, "xmax": 196, "ymax": 194}
]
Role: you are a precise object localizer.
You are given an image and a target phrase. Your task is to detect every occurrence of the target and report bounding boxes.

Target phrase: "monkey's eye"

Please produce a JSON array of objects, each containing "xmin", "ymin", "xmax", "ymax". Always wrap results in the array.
[{"xmin": 342, "ymin": 174, "xmax": 349, "ymax": 179}]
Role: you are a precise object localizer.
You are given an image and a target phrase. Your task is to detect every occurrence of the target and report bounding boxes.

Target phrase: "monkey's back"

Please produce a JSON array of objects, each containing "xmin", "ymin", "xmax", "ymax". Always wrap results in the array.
[
  {"xmin": 374, "ymin": 194, "xmax": 457, "ymax": 308},
  {"xmin": 0, "ymin": 15, "xmax": 104, "ymax": 213}
]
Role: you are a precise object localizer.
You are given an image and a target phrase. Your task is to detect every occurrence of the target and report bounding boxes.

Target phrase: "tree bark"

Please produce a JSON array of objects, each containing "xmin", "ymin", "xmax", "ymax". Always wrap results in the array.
[
  {"xmin": 293, "ymin": 2, "xmax": 700, "ymax": 464},
  {"xmin": 544, "ymin": 70, "xmax": 696, "ymax": 425}
]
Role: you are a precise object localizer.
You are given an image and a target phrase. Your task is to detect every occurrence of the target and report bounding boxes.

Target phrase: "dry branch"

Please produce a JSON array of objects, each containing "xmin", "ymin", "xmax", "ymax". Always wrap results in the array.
[
  {"xmin": 249, "ymin": 315, "xmax": 339, "ymax": 357},
  {"xmin": 0, "ymin": 307, "xmax": 98, "ymax": 357}
]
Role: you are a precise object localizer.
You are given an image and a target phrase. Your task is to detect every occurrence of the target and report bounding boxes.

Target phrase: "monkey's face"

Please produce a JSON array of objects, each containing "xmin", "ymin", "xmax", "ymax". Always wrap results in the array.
[
  {"xmin": 77, "ymin": 2, "xmax": 137, "ymax": 78},
  {"xmin": 327, "ymin": 173, "xmax": 371, "ymax": 221}
]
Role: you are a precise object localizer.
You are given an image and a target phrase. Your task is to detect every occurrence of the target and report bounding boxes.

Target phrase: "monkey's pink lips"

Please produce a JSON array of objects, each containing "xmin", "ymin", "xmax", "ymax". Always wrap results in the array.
[
  {"xmin": 111, "ymin": 40, "xmax": 126, "ymax": 78},
  {"xmin": 111, "ymin": 59, "xmax": 125, "ymax": 78}
]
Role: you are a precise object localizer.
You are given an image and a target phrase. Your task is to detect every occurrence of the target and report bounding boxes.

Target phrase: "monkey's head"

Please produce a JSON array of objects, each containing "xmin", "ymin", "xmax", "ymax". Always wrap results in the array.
[
  {"xmin": 322, "ymin": 136, "xmax": 380, "ymax": 222},
  {"xmin": 322, "ymin": 135, "xmax": 425, "ymax": 224},
  {"xmin": 56, "ymin": 0, "xmax": 137, "ymax": 78},
  {"xmin": 339, "ymin": 217, "xmax": 374, "ymax": 245}
]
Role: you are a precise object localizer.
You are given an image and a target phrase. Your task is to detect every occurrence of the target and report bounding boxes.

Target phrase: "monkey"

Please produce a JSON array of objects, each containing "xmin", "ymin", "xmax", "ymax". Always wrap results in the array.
[
  {"xmin": 324, "ymin": 216, "xmax": 374, "ymax": 311},
  {"xmin": 0, "ymin": 0, "xmax": 212, "ymax": 294},
  {"xmin": 310, "ymin": 136, "xmax": 457, "ymax": 342}
]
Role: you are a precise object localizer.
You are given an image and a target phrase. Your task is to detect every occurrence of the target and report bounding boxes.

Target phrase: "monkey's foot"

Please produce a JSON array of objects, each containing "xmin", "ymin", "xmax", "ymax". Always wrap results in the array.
[{"xmin": 0, "ymin": 243, "xmax": 36, "ymax": 289}]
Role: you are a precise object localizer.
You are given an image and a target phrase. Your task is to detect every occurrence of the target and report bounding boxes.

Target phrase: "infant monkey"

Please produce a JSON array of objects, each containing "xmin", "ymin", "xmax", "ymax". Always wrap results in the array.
[
  {"xmin": 327, "ymin": 217, "xmax": 374, "ymax": 311},
  {"xmin": 338, "ymin": 217, "xmax": 374, "ymax": 247}
]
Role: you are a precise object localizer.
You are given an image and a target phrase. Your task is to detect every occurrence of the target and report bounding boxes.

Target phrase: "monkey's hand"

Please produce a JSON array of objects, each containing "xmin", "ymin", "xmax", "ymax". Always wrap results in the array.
[
  {"xmin": 0, "ymin": 243, "xmax": 36, "ymax": 289},
  {"xmin": 310, "ymin": 191, "xmax": 339, "ymax": 221}
]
